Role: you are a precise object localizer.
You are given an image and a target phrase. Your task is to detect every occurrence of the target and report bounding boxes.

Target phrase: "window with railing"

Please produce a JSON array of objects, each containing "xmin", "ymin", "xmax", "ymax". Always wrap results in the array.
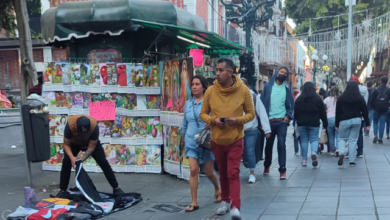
[
  {"xmin": 29, "ymin": 17, "xmax": 41, "ymax": 35},
  {"xmin": 209, "ymin": 19, "xmax": 246, "ymax": 47}
]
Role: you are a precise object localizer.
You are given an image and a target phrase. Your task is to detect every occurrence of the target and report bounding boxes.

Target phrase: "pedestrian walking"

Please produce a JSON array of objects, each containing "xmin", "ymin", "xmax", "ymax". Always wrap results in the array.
[
  {"xmin": 370, "ymin": 76, "xmax": 390, "ymax": 144},
  {"xmin": 241, "ymin": 78, "xmax": 271, "ymax": 184},
  {"xmin": 324, "ymin": 87, "xmax": 339, "ymax": 156},
  {"xmin": 364, "ymin": 81, "xmax": 375, "ymax": 137},
  {"xmin": 294, "ymin": 82, "xmax": 328, "ymax": 167},
  {"xmin": 200, "ymin": 58, "xmax": 255, "ymax": 220},
  {"xmin": 350, "ymin": 76, "xmax": 369, "ymax": 158},
  {"xmin": 180, "ymin": 75, "xmax": 221, "ymax": 212},
  {"xmin": 319, "ymin": 88, "xmax": 327, "ymax": 100},
  {"xmin": 293, "ymin": 86, "xmax": 302, "ymax": 156},
  {"xmin": 336, "ymin": 81, "xmax": 369, "ymax": 167},
  {"xmin": 58, "ymin": 115, "xmax": 124, "ymax": 196},
  {"xmin": 260, "ymin": 66, "xmax": 294, "ymax": 180},
  {"xmin": 317, "ymin": 88, "xmax": 330, "ymax": 153},
  {"xmin": 326, "ymin": 81, "xmax": 336, "ymax": 97}
]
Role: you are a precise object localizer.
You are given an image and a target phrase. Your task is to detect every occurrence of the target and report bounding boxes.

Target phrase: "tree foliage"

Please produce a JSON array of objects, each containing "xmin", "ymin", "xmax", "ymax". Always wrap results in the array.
[
  {"xmin": 0, "ymin": 0, "xmax": 41, "ymax": 37},
  {"xmin": 284, "ymin": 0, "xmax": 390, "ymax": 34}
]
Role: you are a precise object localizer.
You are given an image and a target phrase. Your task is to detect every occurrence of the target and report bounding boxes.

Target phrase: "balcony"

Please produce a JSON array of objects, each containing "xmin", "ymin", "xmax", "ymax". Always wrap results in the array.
[
  {"xmin": 209, "ymin": 19, "xmax": 246, "ymax": 47},
  {"xmin": 252, "ymin": 33, "xmax": 298, "ymax": 73}
]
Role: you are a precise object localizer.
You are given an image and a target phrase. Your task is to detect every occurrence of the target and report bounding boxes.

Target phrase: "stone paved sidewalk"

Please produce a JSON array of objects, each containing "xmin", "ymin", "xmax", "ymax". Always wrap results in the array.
[{"xmin": 2, "ymin": 128, "xmax": 390, "ymax": 220}]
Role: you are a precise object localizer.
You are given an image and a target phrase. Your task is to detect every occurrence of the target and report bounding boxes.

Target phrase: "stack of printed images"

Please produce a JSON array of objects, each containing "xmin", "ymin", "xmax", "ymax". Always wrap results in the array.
[{"xmin": 42, "ymin": 58, "xmax": 194, "ymax": 179}]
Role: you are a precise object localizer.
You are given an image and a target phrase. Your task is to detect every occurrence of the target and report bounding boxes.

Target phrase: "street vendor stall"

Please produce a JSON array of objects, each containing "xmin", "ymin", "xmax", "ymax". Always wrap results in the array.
[{"xmin": 40, "ymin": 0, "xmax": 249, "ymax": 180}]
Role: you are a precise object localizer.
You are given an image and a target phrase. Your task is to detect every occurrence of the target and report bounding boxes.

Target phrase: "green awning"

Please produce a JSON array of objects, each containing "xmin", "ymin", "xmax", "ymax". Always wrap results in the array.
[
  {"xmin": 41, "ymin": 0, "xmax": 207, "ymax": 44},
  {"xmin": 132, "ymin": 19, "xmax": 251, "ymax": 51}
]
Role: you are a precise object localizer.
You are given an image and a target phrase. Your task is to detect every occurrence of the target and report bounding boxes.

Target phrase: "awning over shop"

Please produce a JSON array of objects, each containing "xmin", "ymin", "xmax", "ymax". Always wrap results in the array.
[
  {"xmin": 41, "ymin": 0, "xmax": 207, "ymax": 44},
  {"xmin": 370, "ymin": 70, "xmax": 389, "ymax": 77},
  {"xmin": 132, "ymin": 19, "xmax": 250, "ymax": 51}
]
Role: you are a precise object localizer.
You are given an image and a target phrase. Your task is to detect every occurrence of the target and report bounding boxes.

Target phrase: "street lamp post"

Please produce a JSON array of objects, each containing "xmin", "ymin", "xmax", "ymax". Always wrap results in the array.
[
  {"xmin": 302, "ymin": 55, "xmax": 307, "ymax": 85},
  {"xmin": 322, "ymin": 54, "xmax": 328, "ymax": 90},
  {"xmin": 311, "ymin": 50, "xmax": 319, "ymax": 83}
]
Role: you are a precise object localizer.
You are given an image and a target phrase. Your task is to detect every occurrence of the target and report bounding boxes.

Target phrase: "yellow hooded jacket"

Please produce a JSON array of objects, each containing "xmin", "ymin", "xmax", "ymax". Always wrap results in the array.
[{"xmin": 200, "ymin": 75, "xmax": 255, "ymax": 146}]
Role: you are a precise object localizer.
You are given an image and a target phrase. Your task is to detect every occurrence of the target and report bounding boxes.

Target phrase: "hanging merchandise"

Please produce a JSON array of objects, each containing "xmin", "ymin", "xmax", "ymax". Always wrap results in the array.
[
  {"xmin": 160, "ymin": 57, "xmax": 194, "ymax": 178},
  {"xmin": 41, "ymin": 60, "xmax": 163, "ymax": 174}
]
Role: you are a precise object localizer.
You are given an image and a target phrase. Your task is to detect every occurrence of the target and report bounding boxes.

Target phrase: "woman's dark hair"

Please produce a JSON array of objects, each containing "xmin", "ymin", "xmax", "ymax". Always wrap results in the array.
[
  {"xmin": 329, "ymin": 86, "xmax": 339, "ymax": 104},
  {"xmin": 191, "ymin": 74, "xmax": 208, "ymax": 96},
  {"xmin": 339, "ymin": 81, "xmax": 362, "ymax": 103},
  {"xmin": 319, "ymin": 88, "xmax": 327, "ymax": 97},
  {"xmin": 296, "ymin": 82, "xmax": 321, "ymax": 112}
]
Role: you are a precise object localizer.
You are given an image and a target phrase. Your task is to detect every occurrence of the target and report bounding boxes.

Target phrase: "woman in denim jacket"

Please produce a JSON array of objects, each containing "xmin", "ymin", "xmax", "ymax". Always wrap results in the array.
[{"xmin": 180, "ymin": 75, "xmax": 221, "ymax": 212}]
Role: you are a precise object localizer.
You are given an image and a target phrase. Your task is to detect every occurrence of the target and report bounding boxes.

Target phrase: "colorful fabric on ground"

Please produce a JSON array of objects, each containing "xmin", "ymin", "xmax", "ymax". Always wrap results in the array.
[
  {"xmin": 26, "ymin": 208, "xmax": 68, "ymax": 220},
  {"xmin": 42, "ymin": 198, "xmax": 71, "ymax": 205},
  {"xmin": 6, "ymin": 206, "xmax": 39, "ymax": 220},
  {"xmin": 57, "ymin": 213, "xmax": 91, "ymax": 220}
]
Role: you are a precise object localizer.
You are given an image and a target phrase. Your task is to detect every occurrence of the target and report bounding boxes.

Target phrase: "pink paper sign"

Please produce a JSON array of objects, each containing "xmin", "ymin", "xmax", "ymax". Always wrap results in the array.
[
  {"xmin": 189, "ymin": 49, "xmax": 204, "ymax": 66},
  {"xmin": 88, "ymin": 101, "xmax": 116, "ymax": 121},
  {"xmin": 167, "ymin": 99, "xmax": 172, "ymax": 109}
]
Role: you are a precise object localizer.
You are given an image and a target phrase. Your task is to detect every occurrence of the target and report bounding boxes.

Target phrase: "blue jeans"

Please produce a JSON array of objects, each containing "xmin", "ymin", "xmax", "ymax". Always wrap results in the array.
[
  {"xmin": 293, "ymin": 131, "xmax": 301, "ymax": 154},
  {"xmin": 243, "ymin": 130, "xmax": 259, "ymax": 171},
  {"xmin": 264, "ymin": 121, "xmax": 288, "ymax": 172},
  {"xmin": 298, "ymin": 126, "xmax": 320, "ymax": 159},
  {"xmin": 374, "ymin": 111, "xmax": 387, "ymax": 139},
  {"xmin": 357, "ymin": 121, "xmax": 364, "ymax": 155},
  {"xmin": 338, "ymin": 118, "xmax": 361, "ymax": 163},
  {"xmin": 327, "ymin": 117, "xmax": 338, "ymax": 153},
  {"xmin": 364, "ymin": 110, "xmax": 374, "ymax": 136}
]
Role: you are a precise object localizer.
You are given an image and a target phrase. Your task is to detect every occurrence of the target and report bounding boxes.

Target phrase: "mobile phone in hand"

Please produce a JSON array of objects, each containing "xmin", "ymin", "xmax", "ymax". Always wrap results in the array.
[{"xmin": 220, "ymin": 118, "xmax": 226, "ymax": 123}]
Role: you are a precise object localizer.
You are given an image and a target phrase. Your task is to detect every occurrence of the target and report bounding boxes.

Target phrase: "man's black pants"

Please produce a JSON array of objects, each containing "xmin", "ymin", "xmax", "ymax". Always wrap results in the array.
[{"xmin": 60, "ymin": 141, "xmax": 118, "ymax": 191}]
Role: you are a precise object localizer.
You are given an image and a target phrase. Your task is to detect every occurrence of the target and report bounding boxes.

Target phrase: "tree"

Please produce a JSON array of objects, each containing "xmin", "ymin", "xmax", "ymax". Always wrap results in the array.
[
  {"xmin": 284, "ymin": 0, "xmax": 390, "ymax": 34},
  {"xmin": 0, "ymin": 0, "xmax": 41, "ymax": 101}
]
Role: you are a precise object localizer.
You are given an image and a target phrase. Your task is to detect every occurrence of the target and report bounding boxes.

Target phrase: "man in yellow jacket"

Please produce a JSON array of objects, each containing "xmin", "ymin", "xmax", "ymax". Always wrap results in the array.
[{"xmin": 200, "ymin": 58, "xmax": 255, "ymax": 220}]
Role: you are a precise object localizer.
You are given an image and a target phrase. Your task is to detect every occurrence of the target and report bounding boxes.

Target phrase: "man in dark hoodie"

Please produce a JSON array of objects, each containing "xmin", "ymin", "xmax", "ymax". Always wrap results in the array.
[
  {"xmin": 370, "ymin": 76, "xmax": 390, "ymax": 144},
  {"xmin": 260, "ymin": 66, "xmax": 294, "ymax": 180}
]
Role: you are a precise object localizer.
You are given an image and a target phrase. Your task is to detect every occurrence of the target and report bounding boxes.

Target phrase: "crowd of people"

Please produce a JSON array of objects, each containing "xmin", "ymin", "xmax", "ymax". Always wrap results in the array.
[{"xmin": 178, "ymin": 57, "xmax": 390, "ymax": 220}]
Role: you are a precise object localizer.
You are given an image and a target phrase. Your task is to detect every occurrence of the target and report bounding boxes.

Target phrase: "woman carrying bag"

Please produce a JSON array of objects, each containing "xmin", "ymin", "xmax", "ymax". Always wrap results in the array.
[
  {"xmin": 294, "ymin": 82, "xmax": 328, "ymax": 167},
  {"xmin": 180, "ymin": 75, "xmax": 221, "ymax": 212},
  {"xmin": 335, "ymin": 81, "xmax": 369, "ymax": 167}
]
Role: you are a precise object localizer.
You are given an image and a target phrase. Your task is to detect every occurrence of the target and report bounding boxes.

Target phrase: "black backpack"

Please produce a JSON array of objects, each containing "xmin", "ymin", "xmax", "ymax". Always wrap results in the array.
[{"xmin": 374, "ymin": 87, "xmax": 389, "ymax": 112}]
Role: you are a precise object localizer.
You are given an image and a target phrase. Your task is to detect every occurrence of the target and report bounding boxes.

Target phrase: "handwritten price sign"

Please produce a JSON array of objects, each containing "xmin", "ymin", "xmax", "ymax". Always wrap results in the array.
[{"xmin": 88, "ymin": 101, "xmax": 116, "ymax": 121}]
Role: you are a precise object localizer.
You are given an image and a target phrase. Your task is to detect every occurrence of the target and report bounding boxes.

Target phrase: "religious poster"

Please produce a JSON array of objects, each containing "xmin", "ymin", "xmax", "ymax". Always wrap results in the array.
[
  {"xmin": 87, "ymin": 49, "xmax": 122, "ymax": 64},
  {"xmin": 161, "ymin": 61, "xmax": 172, "ymax": 111},
  {"xmin": 171, "ymin": 60, "xmax": 180, "ymax": 112},
  {"xmin": 163, "ymin": 126, "xmax": 181, "ymax": 176},
  {"xmin": 179, "ymin": 58, "xmax": 193, "ymax": 113}
]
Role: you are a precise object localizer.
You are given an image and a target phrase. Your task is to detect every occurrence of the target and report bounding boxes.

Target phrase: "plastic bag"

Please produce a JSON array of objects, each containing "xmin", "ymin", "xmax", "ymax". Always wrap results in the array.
[{"xmin": 0, "ymin": 92, "xmax": 12, "ymax": 108}]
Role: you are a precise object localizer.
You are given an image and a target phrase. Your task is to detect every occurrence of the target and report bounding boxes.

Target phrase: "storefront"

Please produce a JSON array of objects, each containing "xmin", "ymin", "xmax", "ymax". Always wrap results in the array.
[{"xmin": 40, "ymin": 0, "xmax": 248, "ymax": 180}]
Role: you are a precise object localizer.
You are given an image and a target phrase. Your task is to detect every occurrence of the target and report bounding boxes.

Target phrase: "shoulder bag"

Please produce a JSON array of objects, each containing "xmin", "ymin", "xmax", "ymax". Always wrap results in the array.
[{"xmin": 192, "ymin": 100, "xmax": 212, "ymax": 150}]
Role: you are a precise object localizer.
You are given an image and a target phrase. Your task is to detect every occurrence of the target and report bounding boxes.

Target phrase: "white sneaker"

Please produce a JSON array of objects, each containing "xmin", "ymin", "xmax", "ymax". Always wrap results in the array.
[
  {"xmin": 230, "ymin": 207, "xmax": 241, "ymax": 220},
  {"xmin": 295, "ymin": 152, "xmax": 300, "ymax": 156},
  {"xmin": 216, "ymin": 201, "xmax": 230, "ymax": 215},
  {"xmin": 248, "ymin": 174, "xmax": 256, "ymax": 183}
]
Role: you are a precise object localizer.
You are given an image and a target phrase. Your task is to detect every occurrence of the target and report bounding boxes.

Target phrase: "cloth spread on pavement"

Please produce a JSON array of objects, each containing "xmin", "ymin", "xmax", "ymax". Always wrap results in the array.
[{"xmin": 7, "ymin": 162, "xmax": 142, "ymax": 220}]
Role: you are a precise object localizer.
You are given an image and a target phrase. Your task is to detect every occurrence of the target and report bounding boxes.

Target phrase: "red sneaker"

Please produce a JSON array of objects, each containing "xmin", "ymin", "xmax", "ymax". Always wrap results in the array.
[
  {"xmin": 264, "ymin": 167, "xmax": 270, "ymax": 175},
  {"xmin": 280, "ymin": 172, "xmax": 286, "ymax": 180}
]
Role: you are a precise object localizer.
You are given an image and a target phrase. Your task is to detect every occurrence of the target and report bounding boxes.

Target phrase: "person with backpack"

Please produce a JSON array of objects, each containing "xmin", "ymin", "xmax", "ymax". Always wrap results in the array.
[
  {"xmin": 241, "ymin": 78, "xmax": 271, "ymax": 183},
  {"xmin": 370, "ymin": 76, "xmax": 390, "ymax": 144},
  {"xmin": 336, "ymin": 81, "xmax": 369, "ymax": 166},
  {"xmin": 364, "ymin": 81, "xmax": 375, "ymax": 137}
]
